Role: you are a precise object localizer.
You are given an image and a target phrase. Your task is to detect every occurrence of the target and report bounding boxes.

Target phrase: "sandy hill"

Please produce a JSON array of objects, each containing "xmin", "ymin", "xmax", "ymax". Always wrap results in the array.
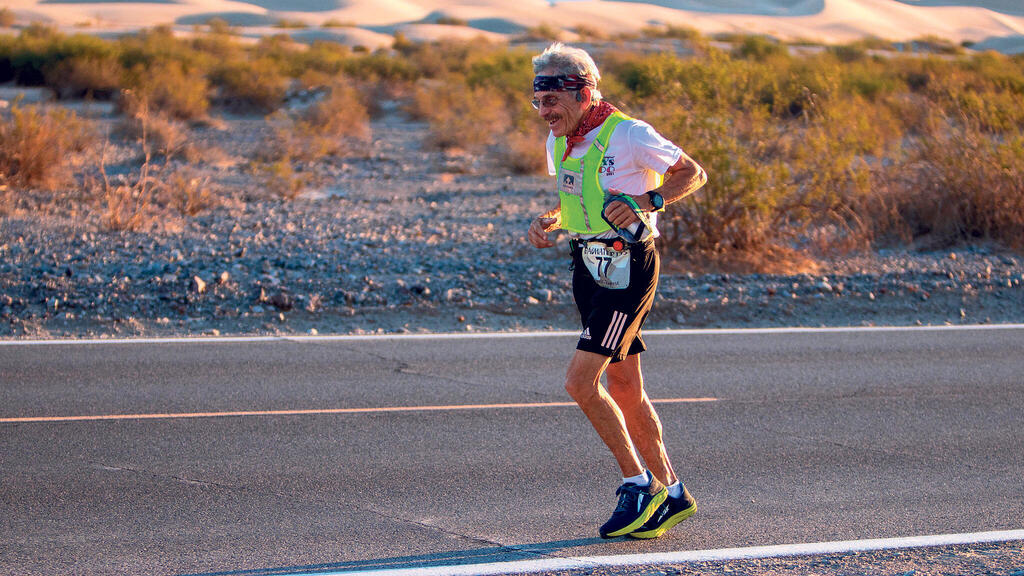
[{"xmin": 2, "ymin": 0, "xmax": 1022, "ymax": 51}]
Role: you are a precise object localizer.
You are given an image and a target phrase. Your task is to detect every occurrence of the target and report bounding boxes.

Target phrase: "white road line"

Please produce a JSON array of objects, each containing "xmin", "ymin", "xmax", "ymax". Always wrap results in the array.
[
  {"xmin": 0, "ymin": 398, "xmax": 717, "ymax": 424},
  {"xmin": 289, "ymin": 529, "xmax": 1024, "ymax": 576},
  {"xmin": 2, "ymin": 323, "xmax": 1023, "ymax": 346}
]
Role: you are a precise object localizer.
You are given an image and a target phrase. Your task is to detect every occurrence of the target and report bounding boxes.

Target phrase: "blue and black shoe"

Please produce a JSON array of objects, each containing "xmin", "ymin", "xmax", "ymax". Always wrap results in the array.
[
  {"xmin": 599, "ymin": 476, "xmax": 667, "ymax": 539},
  {"xmin": 629, "ymin": 484, "xmax": 697, "ymax": 539}
]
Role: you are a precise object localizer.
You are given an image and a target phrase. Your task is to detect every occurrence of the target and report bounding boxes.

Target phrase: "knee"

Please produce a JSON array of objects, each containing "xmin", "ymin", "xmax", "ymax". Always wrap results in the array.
[
  {"xmin": 565, "ymin": 375, "xmax": 597, "ymax": 403},
  {"xmin": 564, "ymin": 351, "xmax": 609, "ymax": 404},
  {"xmin": 606, "ymin": 372, "xmax": 643, "ymax": 408}
]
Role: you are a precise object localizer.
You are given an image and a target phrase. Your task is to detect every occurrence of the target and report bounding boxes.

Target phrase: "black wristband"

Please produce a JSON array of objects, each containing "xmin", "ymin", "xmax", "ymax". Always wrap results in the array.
[{"xmin": 645, "ymin": 190, "xmax": 665, "ymax": 211}]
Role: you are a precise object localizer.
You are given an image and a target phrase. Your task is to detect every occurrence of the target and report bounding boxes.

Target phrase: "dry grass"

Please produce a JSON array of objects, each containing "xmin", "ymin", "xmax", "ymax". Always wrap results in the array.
[
  {"xmin": 253, "ymin": 157, "xmax": 311, "ymax": 200},
  {"xmin": 0, "ymin": 102, "xmax": 94, "ymax": 191},
  {"xmin": 277, "ymin": 80, "xmax": 372, "ymax": 160},
  {"xmin": 94, "ymin": 140, "xmax": 159, "ymax": 231},
  {"xmin": 162, "ymin": 169, "xmax": 217, "ymax": 217},
  {"xmin": 865, "ymin": 115, "xmax": 1024, "ymax": 250},
  {"xmin": 494, "ymin": 129, "xmax": 548, "ymax": 175},
  {"xmin": 92, "ymin": 138, "xmax": 222, "ymax": 230}
]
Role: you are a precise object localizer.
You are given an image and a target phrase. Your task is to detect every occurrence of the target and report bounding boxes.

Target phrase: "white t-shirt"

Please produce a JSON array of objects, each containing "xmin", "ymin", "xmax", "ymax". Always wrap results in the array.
[{"xmin": 546, "ymin": 117, "xmax": 682, "ymax": 239}]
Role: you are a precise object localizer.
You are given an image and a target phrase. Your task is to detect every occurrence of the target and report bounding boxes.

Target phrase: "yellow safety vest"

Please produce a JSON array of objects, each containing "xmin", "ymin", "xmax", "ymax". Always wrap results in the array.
[{"xmin": 553, "ymin": 111, "xmax": 629, "ymax": 234}]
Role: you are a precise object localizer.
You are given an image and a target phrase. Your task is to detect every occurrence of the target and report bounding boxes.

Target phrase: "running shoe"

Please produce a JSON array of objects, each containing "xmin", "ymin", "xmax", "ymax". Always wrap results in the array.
[
  {"xmin": 629, "ymin": 484, "xmax": 697, "ymax": 539},
  {"xmin": 599, "ymin": 476, "xmax": 667, "ymax": 539}
]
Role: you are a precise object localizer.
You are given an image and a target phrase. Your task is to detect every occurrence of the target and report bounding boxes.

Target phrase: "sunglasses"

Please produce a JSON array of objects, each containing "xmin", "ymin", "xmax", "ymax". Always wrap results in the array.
[{"xmin": 531, "ymin": 94, "xmax": 564, "ymax": 110}]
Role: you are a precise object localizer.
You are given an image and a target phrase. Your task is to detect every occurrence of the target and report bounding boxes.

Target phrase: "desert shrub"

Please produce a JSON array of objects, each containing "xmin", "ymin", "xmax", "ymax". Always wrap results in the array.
[
  {"xmin": 520, "ymin": 23, "xmax": 564, "ymax": 42},
  {"xmin": 642, "ymin": 24, "xmax": 701, "ymax": 41},
  {"xmin": 118, "ymin": 25, "xmax": 212, "ymax": 74},
  {"xmin": 122, "ymin": 60, "xmax": 210, "ymax": 120},
  {"xmin": 298, "ymin": 41, "xmax": 352, "ymax": 75},
  {"xmin": 465, "ymin": 47, "xmax": 534, "ymax": 97},
  {"xmin": 907, "ymin": 35, "xmax": 964, "ymax": 55},
  {"xmin": 0, "ymin": 7, "xmax": 15, "ymax": 28},
  {"xmin": 0, "ymin": 26, "xmax": 120, "ymax": 88},
  {"xmin": 829, "ymin": 43, "xmax": 868, "ymax": 63},
  {"xmin": 435, "ymin": 16, "xmax": 468, "ymax": 26},
  {"xmin": 274, "ymin": 19, "xmax": 308, "ymax": 29},
  {"xmin": 211, "ymin": 57, "xmax": 289, "ymax": 112},
  {"xmin": 162, "ymin": 169, "xmax": 217, "ymax": 217},
  {"xmin": 253, "ymin": 34, "xmax": 308, "ymax": 77},
  {"xmin": 44, "ymin": 54, "xmax": 123, "ymax": 99},
  {"xmin": 322, "ymin": 19, "xmax": 357, "ymax": 29},
  {"xmin": 0, "ymin": 102, "xmax": 93, "ymax": 190},
  {"xmin": 605, "ymin": 49, "xmax": 773, "ymax": 115},
  {"xmin": 408, "ymin": 77, "xmax": 507, "ymax": 151},
  {"xmin": 840, "ymin": 60, "xmax": 901, "ymax": 101},
  {"xmin": 272, "ymin": 80, "xmax": 371, "ymax": 161},
  {"xmin": 493, "ymin": 125, "xmax": 548, "ymax": 175},
  {"xmin": 857, "ymin": 114, "xmax": 1024, "ymax": 249},
  {"xmin": 341, "ymin": 51, "xmax": 419, "ymax": 83},
  {"xmin": 114, "ymin": 100, "xmax": 209, "ymax": 162},
  {"xmin": 188, "ymin": 26, "xmax": 244, "ymax": 61},
  {"xmin": 253, "ymin": 157, "xmax": 311, "ymax": 199},
  {"xmin": 573, "ymin": 24, "xmax": 608, "ymax": 41},
  {"xmin": 0, "ymin": 24, "xmax": 62, "ymax": 84},
  {"xmin": 397, "ymin": 37, "xmax": 504, "ymax": 80},
  {"xmin": 731, "ymin": 35, "xmax": 788, "ymax": 62},
  {"xmin": 656, "ymin": 112, "xmax": 790, "ymax": 255},
  {"xmin": 890, "ymin": 56, "xmax": 1024, "ymax": 134}
]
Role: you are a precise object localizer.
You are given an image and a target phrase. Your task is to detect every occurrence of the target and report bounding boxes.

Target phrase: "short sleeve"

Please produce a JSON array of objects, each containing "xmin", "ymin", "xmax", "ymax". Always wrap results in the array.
[
  {"xmin": 626, "ymin": 120, "xmax": 682, "ymax": 175},
  {"xmin": 545, "ymin": 132, "xmax": 557, "ymax": 176}
]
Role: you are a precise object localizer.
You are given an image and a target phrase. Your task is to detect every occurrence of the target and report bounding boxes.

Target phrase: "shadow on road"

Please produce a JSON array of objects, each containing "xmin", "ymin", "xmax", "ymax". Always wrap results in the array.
[{"xmin": 181, "ymin": 537, "xmax": 606, "ymax": 575}]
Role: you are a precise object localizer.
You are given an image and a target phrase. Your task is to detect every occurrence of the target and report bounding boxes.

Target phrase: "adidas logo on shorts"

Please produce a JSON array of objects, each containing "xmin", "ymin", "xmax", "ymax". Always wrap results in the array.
[{"xmin": 580, "ymin": 327, "xmax": 592, "ymax": 340}]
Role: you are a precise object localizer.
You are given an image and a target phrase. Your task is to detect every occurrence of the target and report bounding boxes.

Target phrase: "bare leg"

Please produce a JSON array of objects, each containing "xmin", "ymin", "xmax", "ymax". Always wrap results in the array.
[
  {"xmin": 605, "ymin": 354, "xmax": 678, "ymax": 487},
  {"xmin": 564, "ymin": 349, "xmax": 644, "ymax": 478}
]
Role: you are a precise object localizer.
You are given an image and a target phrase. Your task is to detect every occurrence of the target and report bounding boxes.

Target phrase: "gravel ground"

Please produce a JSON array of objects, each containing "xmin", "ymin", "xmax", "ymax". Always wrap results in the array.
[{"xmin": 2, "ymin": 101, "xmax": 1022, "ymax": 339}]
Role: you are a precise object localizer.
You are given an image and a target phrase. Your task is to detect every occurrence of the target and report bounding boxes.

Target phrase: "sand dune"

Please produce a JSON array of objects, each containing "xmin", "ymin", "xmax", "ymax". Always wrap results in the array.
[{"xmin": 3, "ymin": 0, "xmax": 1023, "ymax": 51}]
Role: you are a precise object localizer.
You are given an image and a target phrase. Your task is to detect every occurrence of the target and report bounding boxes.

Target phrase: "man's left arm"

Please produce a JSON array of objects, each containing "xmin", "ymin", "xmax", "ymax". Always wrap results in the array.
[
  {"xmin": 603, "ymin": 153, "xmax": 707, "ymax": 228},
  {"xmin": 642, "ymin": 152, "xmax": 707, "ymax": 211}
]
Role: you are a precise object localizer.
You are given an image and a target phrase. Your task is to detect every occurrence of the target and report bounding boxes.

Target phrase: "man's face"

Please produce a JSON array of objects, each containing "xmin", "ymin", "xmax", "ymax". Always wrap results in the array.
[{"xmin": 534, "ymin": 70, "xmax": 587, "ymax": 137}]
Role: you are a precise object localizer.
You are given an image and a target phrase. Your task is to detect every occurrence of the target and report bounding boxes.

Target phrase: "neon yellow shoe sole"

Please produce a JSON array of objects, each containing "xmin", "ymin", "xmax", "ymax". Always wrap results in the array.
[
  {"xmin": 629, "ymin": 501, "xmax": 697, "ymax": 539},
  {"xmin": 602, "ymin": 489, "xmax": 668, "ymax": 538}
]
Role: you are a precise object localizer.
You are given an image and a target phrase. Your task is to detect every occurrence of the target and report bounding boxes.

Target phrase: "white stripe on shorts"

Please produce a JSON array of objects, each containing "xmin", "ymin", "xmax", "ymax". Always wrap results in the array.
[{"xmin": 601, "ymin": 311, "xmax": 629, "ymax": 350}]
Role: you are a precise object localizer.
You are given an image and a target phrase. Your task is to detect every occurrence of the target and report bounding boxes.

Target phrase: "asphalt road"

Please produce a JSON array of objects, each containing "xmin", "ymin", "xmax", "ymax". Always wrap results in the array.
[{"xmin": 1, "ymin": 327, "xmax": 1022, "ymax": 576}]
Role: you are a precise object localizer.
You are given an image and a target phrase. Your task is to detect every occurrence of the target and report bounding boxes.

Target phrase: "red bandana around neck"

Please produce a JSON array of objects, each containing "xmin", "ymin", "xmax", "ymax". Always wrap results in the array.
[{"xmin": 562, "ymin": 100, "xmax": 618, "ymax": 162}]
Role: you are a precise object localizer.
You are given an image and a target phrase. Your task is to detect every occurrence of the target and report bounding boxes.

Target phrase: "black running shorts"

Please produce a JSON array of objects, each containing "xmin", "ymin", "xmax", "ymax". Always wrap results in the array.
[{"xmin": 571, "ymin": 239, "xmax": 659, "ymax": 363}]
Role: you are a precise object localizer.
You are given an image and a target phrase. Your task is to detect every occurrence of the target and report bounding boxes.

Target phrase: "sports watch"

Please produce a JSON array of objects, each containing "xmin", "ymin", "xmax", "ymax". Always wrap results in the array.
[{"xmin": 645, "ymin": 190, "xmax": 665, "ymax": 211}]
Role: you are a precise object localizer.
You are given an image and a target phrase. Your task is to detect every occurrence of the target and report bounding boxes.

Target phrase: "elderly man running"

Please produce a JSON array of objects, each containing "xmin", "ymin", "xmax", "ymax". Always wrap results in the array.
[{"xmin": 527, "ymin": 43, "xmax": 708, "ymax": 539}]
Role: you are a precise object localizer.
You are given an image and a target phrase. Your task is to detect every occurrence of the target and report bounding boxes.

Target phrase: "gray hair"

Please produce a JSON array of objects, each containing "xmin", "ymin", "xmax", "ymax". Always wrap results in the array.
[{"xmin": 532, "ymin": 42, "xmax": 603, "ymax": 101}]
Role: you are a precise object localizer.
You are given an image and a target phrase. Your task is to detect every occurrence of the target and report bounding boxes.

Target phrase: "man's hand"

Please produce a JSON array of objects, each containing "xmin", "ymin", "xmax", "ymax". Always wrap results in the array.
[
  {"xmin": 528, "ymin": 217, "xmax": 559, "ymax": 249},
  {"xmin": 602, "ymin": 188, "xmax": 644, "ymax": 229}
]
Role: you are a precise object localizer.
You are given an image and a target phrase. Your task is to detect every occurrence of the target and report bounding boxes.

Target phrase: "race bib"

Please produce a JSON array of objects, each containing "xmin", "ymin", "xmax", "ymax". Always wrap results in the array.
[{"xmin": 581, "ymin": 242, "xmax": 631, "ymax": 290}]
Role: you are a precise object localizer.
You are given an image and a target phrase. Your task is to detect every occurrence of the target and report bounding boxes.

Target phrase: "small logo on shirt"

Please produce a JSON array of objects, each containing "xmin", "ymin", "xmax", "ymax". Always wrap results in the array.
[{"xmin": 599, "ymin": 156, "xmax": 616, "ymax": 176}]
